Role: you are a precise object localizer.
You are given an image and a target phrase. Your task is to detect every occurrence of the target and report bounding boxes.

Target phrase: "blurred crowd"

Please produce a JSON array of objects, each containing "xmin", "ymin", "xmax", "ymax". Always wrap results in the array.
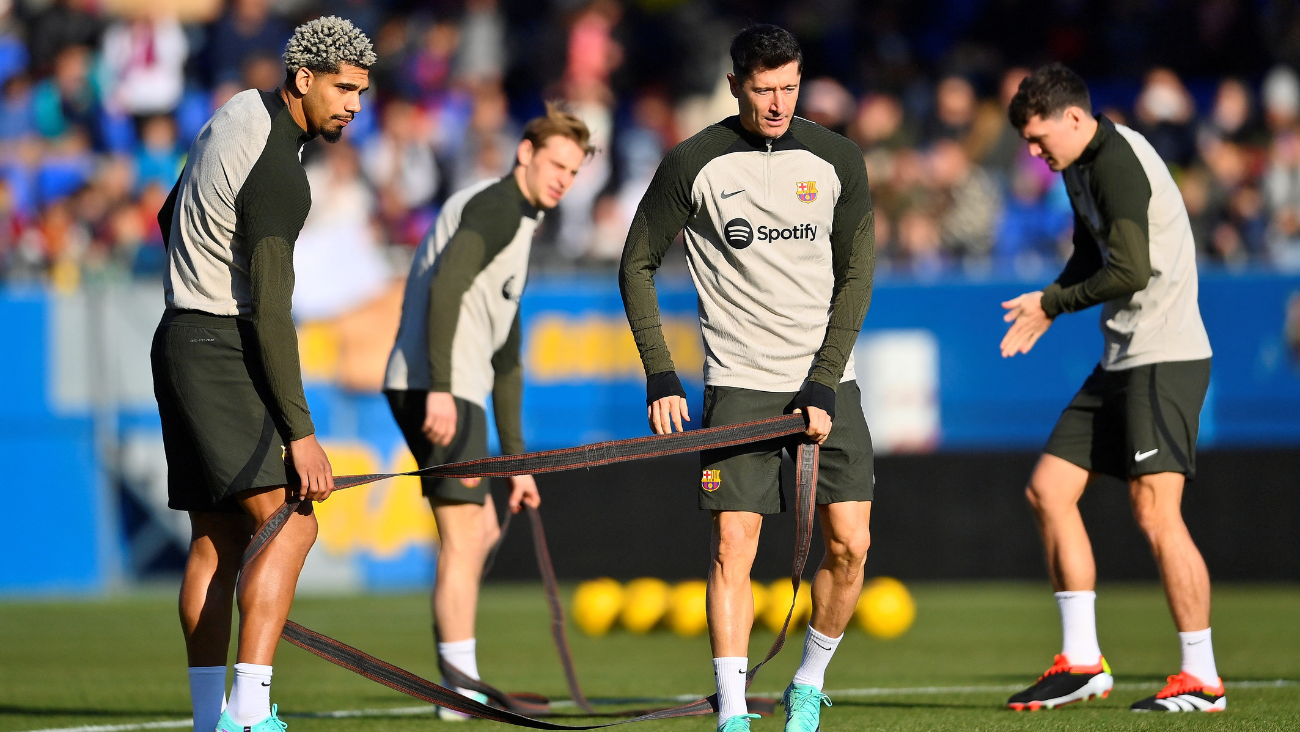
[{"xmin": 0, "ymin": 0, "xmax": 1298, "ymax": 294}]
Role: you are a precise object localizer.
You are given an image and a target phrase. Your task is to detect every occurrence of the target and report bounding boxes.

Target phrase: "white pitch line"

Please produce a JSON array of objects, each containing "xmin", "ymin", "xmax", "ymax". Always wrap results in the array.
[{"xmin": 13, "ymin": 680, "xmax": 1296, "ymax": 732}]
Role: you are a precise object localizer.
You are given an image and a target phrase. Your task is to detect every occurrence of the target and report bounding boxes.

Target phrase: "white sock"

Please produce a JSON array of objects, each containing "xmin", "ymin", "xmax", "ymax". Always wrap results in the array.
[
  {"xmin": 792, "ymin": 627, "xmax": 842, "ymax": 691},
  {"xmin": 1179, "ymin": 628, "xmax": 1219, "ymax": 684},
  {"xmin": 227, "ymin": 663, "xmax": 272, "ymax": 725},
  {"xmin": 439, "ymin": 638, "xmax": 480, "ymax": 696},
  {"xmin": 188, "ymin": 666, "xmax": 227, "ymax": 732},
  {"xmin": 1056, "ymin": 591, "xmax": 1102, "ymax": 666},
  {"xmin": 712, "ymin": 657, "xmax": 748, "ymax": 725}
]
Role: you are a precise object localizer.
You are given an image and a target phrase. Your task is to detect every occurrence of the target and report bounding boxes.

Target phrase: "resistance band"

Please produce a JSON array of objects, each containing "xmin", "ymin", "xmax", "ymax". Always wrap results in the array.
[{"xmin": 238, "ymin": 414, "xmax": 818, "ymax": 728}]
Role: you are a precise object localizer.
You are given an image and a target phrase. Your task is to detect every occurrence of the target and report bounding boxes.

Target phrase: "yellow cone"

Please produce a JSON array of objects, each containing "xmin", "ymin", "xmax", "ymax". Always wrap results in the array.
[
  {"xmin": 572, "ymin": 578, "xmax": 623, "ymax": 636},
  {"xmin": 666, "ymin": 580, "xmax": 709, "ymax": 636},
  {"xmin": 855, "ymin": 577, "xmax": 916, "ymax": 639},
  {"xmin": 620, "ymin": 577, "xmax": 670, "ymax": 633},
  {"xmin": 762, "ymin": 579, "xmax": 812, "ymax": 633}
]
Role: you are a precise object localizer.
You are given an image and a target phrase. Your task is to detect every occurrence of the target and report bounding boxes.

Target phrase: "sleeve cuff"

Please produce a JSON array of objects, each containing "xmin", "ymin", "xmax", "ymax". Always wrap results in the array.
[
  {"xmin": 1040, "ymin": 285, "xmax": 1063, "ymax": 319},
  {"xmin": 646, "ymin": 371, "xmax": 687, "ymax": 405},
  {"xmin": 794, "ymin": 381, "xmax": 837, "ymax": 420}
]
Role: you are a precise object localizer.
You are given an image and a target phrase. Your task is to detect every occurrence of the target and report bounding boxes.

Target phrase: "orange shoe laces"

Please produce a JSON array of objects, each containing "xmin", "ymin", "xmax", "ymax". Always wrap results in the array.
[
  {"xmin": 1156, "ymin": 671, "xmax": 1223, "ymax": 698},
  {"xmin": 1038, "ymin": 654, "xmax": 1072, "ymax": 681}
]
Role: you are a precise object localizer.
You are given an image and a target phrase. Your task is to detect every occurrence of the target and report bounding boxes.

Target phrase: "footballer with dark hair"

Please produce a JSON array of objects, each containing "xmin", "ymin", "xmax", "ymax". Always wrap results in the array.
[
  {"xmin": 1000, "ymin": 63, "xmax": 1222, "ymax": 713},
  {"xmin": 620, "ymin": 23, "xmax": 876, "ymax": 732}
]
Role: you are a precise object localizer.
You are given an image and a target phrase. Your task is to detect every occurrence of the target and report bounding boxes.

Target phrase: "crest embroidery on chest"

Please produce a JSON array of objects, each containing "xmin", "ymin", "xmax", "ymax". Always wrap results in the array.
[{"xmin": 796, "ymin": 181, "xmax": 818, "ymax": 203}]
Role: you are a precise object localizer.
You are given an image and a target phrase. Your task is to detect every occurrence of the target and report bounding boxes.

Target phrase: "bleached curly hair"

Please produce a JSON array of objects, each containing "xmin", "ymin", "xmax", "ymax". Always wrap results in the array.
[{"xmin": 282, "ymin": 16, "xmax": 377, "ymax": 76}]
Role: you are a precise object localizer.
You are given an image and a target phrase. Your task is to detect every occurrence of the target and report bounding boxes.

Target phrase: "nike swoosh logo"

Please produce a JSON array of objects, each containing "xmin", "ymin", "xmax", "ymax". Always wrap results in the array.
[
  {"xmin": 720, "ymin": 189, "xmax": 745, "ymax": 199},
  {"xmin": 1187, "ymin": 639, "xmax": 1206, "ymax": 645},
  {"xmin": 261, "ymin": 681, "xmax": 271, "ymax": 687},
  {"xmin": 1135, "ymin": 448, "xmax": 1159, "ymax": 461},
  {"xmin": 814, "ymin": 642, "xmax": 833, "ymax": 651}
]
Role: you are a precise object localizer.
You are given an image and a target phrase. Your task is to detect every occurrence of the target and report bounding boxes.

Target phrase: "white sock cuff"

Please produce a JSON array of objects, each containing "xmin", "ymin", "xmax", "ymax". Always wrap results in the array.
[
  {"xmin": 437, "ymin": 638, "xmax": 477, "ymax": 653},
  {"xmin": 1054, "ymin": 590, "xmax": 1096, "ymax": 599},
  {"xmin": 712, "ymin": 657, "xmax": 748, "ymax": 671},
  {"xmin": 188, "ymin": 666, "xmax": 226, "ymax": 676},
  {"xmin": 233, "ymin": 663, "xmax": 272, "ymax": 678},
  {"xmin": 1179, "ymin": 628, "xmax": 1212, "ymax": 643},
  {"xmin": 807, "ymin": 627, "xmax": 844, "ymax": 647}
]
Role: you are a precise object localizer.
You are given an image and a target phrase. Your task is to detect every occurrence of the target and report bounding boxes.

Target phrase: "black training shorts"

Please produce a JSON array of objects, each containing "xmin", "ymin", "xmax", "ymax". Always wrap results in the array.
[
  {"xmin": 1045, "ymin": 359, "xmax": 1211, "ymax": 481},
  {"xmin": 698, "ymin": 381, "xmax": 875, "ymax": 514},
  {"xmin": 386, "ymin": 389, "xmax": 491, "ymax": 505},
  {"xmin": 152, "ymin": 310, "xmax": 296, "ymax": 514}
]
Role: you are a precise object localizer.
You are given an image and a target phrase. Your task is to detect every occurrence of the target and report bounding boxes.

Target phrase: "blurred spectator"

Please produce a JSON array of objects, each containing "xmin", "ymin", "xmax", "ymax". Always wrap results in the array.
[
  {"xmin": 801, "ymin": 77, "xmax": 854, "ymax": 135},
  {"xmin": 25, "ymin": 0, "xmax": 101, "ymax": 76},
  {"xmin": 1134, "ymin": 68, "xmax": 1197, "ymax": 167},
  {"xmin": 1263, "ymin": 65, "xmax": 1300, "ymax": 134},
  {"xmin": 849, "ymin": 93, "xmax": 909, "ymax": 152},
  {"xmin": 0, "ymin": 74, "xmax": 35, "ymax": 140},
  {"xmin": 929, "ymin": 138, "xmax": 1000, "ymax": 260},
  {"xmin": 204, "ymin": 0, "xmax": 289, "ymax": 87},
  {"xmin": 296, "ymin": 140, "xmax": 389, "ymax": 319},
  {"xmin": 362, "ymin": 98, "xmax": 437, "ymax": 222},
  {"xmin": 101, "ymin": 15, "xmax": 188, "ymax": 118},
  {"xmin": 402, "ymin": 20, "xmax": 458, "ymax": 103},
  {"xmin": 32, "ymin": 45, "xmax": 99, "ymax": 144},
  {"xmin": 1199, "ymin": 78, "xmax": 1265, "ymax": 149},
  {"xmin": 1265, "ymin": 129, "xmax": 1300, "ymax": 269},
  {"xmin": 924, "ymin": 76, "xmax": 977, "ymax": 143},
  {"xmin": 134, "ymin": 115, "xmax": 181, "ymax": 193},
  {"xmin": 450, "ymin": 83, "xmax": 516, "ymax": 195},
  {"xmin": 456, "ymin": 0, "xmax": 506, "ymax": 86}
]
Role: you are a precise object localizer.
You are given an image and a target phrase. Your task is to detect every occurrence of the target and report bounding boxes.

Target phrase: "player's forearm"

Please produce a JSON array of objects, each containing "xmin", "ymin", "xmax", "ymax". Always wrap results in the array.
[
  {"xmin": 1042, "ymin": 219, "xmax": 1150, "ymax": 317},
  {"xmin": 248, "ymin": 236, "xmax": 314, "ymax": 440},
  {"xmin": 808, "ymin": 210, "xmax": 876, "ymax": 390},
  {"xmin": 619, "ymin": 210, "xmax": 677, "ymax": 378},
  {"xmin": 427, "ymin": 233, "xmax": 486, "ymax": 391},
  {"xmin": 491, "ymin": 364, "xmax": 525, "ymax": 455}
]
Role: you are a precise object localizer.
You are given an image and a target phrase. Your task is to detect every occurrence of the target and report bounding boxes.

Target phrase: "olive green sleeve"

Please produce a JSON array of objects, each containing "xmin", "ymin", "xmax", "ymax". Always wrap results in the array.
[
  {"xmin": 248, "ymin": 236, "xmax": 314, "ymax": 440},
  {"xmin": 807, "ymin": 136, "xmax": 876, "ymax": 390},
  {"xmin": 618, "ymin": 148, "xmax": 696, "ymax": 381},
  {"xmin": 158, "ymin": 176, "xmax": 181, "ymax": 248},
  {"xmin": 490, "ymin": 312, "xmax": 524, "ymax": 456},
  {"xmin": 1041, "ymin": 147, "xmax": 1153, "ymax": 318},
  {"xmin": 427, "ymin": 188, "xmax": 524, "ymax": 392}
]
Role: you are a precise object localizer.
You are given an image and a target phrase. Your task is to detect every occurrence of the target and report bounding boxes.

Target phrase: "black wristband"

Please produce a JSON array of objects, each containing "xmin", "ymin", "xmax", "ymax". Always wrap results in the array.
[
  {"xmin": 646, "ymin": 371, "xmax": 687, "ymax": 405},
  {"xmin": 793, "ymin": 381, "xmax": 837, "ymax": 420}
]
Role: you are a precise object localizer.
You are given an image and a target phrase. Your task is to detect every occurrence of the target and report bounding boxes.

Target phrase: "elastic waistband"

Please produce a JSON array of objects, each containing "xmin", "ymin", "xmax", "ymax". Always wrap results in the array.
[{"xmin": 161, "ymin": 309, "xmax": 243, "ymax": 330}]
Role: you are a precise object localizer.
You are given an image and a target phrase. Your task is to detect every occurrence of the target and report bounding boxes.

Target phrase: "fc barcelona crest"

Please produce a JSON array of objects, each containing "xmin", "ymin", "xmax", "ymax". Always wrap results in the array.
[
  {"xmin": 796, "ymin": 181, "xmax": 818, "ymax": 203},
  {"xmin": 701, "ymin": 469, "xmax": 722, "ymax": 492}
]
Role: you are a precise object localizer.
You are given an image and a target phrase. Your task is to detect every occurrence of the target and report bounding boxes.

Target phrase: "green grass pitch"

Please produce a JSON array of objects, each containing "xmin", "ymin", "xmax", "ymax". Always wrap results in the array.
[{"xmin": 2, "ymin": 583, "xmax": 1297, "ymax": 732}]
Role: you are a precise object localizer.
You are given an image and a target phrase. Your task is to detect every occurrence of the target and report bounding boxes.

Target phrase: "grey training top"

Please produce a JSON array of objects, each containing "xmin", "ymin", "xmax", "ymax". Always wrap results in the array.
[
  {"xmin": 158, "ymin": 88, "xmax": 316, "ymax": 440},
  {"xmin": 620, "ymin": 115, "xmax": 875, "ymax": 394},
  {"xmin": 384, "ymin": 175, "xmax": 541, "ymax": 455},
  {"xmin": 1045, "ymin": 116, "xmax": 1212, "ymax": 370}
]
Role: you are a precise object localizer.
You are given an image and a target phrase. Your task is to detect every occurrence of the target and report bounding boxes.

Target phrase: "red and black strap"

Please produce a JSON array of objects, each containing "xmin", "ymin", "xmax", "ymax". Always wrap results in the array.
[{"xmin": 241, "ymin": 415, "xmax": 818, "ymax": 728}]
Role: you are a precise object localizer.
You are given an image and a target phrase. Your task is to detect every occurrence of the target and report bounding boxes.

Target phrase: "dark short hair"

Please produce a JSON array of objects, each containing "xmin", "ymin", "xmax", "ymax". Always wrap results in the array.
[
  {"xmin": 730, "ymin": 24, "xmax": 803, "ymax": 80},
  {"xmin": 1008, "ymin": 63, "xmax": 1091, "ymax": 129}
]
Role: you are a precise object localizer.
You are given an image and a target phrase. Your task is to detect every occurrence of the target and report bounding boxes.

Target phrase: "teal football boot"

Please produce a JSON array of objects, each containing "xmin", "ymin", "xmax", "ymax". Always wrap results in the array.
[
  {"xmin": 213, "ymin": 704, "xmax": 287, "ymax": 732},
  {"xmin": 782, "ymin": 683, "xmax": 832, "ymax": 732},
  {"xmin": 718, "ymin": 713, "xmax": 761, "ymax": 732},
  {"xmin": 437, "ymin": 690, "xmax": 490, "ymax": 721}
]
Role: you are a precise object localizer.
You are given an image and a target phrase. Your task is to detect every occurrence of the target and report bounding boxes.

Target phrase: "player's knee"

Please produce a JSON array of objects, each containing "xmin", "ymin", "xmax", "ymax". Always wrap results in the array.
[
  {"xmin": 828, "ymin": 528, "xmax": 871, "ymax": 568},
  {"xmin": 715, "ymin": 523, "xmax": 759, "ymax": 567},
  {"xmin": 1025, "ymin": 479, "xmax": 1071, "ymax": 517}
]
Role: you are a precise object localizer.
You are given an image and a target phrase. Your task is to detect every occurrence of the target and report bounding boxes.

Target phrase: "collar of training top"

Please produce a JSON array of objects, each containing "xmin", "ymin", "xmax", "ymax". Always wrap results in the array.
[
  {"xmin": 263, "ymin": 88, "xmax": 319, "ymax": 145},
  {"xmin": 1074, "ymin": 113, "xmax": 1114, "ymax": 167},
  {"xmin": 502, "ymin": 173, "xmax": 541, "ymax": 219},
  {"xmin": 720, "ymin": 115, "xmax": 812, "ymax": 154}
]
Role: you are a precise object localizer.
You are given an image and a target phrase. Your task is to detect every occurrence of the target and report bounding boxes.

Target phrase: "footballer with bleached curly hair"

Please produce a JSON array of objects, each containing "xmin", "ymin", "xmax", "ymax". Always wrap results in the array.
[
  {"xmin": 281, "ymin": 15, "xmax": 376, "ymax": 142},
  {"xmin": 152, "ymin": 16, "xmax": 374, "ymax": 732}
]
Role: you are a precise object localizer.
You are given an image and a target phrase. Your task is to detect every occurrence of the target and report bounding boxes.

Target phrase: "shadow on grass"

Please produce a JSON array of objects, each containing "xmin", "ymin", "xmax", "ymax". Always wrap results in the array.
[{"xmin": 0, "ymin": 705, "xmax": 188, "ymax": 718}]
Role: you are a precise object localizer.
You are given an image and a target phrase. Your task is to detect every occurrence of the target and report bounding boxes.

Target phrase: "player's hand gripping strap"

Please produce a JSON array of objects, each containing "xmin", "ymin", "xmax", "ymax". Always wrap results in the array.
[{"xmin": 238, "ymin": 414, "xmax": 818, "ymax": 728}]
